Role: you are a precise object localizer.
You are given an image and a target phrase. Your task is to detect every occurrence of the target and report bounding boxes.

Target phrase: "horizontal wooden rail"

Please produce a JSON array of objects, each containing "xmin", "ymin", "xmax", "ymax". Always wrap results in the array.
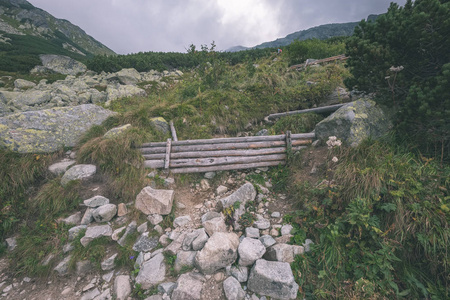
[
  {"xmin": 140, "ymin": 131, "xmax": 314, "ymax": 173},
  {"xmin": 267, "ymin": 104, "xmax": 345, "ymax": 120}
]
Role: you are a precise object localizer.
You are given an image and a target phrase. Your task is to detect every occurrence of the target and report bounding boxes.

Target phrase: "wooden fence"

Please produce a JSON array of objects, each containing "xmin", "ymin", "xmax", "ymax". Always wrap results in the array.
[
  {"xmin": 289, "ymin": 54, "xmax": 348, "ymax": 70},
  {"xmin": 139, "ymin": 132, "xmax": 314, "ymax": 173}
]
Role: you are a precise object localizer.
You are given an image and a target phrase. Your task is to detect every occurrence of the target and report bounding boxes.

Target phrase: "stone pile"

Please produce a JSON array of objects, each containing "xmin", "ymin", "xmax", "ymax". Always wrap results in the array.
[{"xmin": 2, "ymin": 155, "xmax": 313, "ymax": 300}]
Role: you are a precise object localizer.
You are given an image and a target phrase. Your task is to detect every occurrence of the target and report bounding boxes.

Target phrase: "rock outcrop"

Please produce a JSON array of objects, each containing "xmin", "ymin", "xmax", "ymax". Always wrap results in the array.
[{"xmin": 0, "ymin": 104, "xmax": 116, "ymax": 153}]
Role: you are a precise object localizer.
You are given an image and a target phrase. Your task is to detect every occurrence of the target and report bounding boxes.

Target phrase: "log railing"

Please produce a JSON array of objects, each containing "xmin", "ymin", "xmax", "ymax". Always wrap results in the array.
[{"xmin": 139, "ymin": 132, "xmax": 314, "ymax": 173}]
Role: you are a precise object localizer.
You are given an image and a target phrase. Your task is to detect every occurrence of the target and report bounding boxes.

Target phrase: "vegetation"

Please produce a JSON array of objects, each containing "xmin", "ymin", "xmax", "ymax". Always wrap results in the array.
[{"xmin": 345, "ymin": 0, "xmax": 450, "ymax": 161}]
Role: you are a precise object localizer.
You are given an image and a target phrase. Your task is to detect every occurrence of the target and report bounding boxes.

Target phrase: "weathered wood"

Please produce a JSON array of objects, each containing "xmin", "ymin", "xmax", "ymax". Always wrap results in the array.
[
  {"xmin": 169, "ymin": 160, "xmax": 286, "ymax": 174},
  {"xmin": 141, "ymin": 139, "xmax": 311, "ymax": 154},
  {"xmin": 144, "ymin": 160, "xmax": 165, "ymax": 169},
  {"xmin": 267, "ymin": 104, "xmax": 345, "ymax": 120},
  {"xmin": 173, "ymin": 154, "xmax": 286, "ymax": 168},
  {"xmin": 291, "ymin": 132, "xmax": 315, "ymax": 139},
  {"xmin": 164, "ymin": 138, "xmax": 172, "ymax": 169},
  {"xmin": 169, "ymin": 121, "xmax": 178, "ymax": 142},
  {"xmin": 285, "ymin": 131, "xmax": 292, "ymax": 151}
]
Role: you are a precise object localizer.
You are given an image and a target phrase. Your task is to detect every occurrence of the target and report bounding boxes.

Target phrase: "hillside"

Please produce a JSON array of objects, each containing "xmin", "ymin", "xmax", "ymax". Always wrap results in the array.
[
  {"xmin": 226, "ymin": 15, "xmax": 379, "ymax": 52},
  {"xmin": 0, "ymin": 0, "xmax": 115, "ymax": 72}
]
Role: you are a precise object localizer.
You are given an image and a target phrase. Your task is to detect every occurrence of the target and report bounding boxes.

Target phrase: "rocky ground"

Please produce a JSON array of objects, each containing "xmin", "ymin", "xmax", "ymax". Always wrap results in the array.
[{"xmin": 0, "ymin": 145, "xmax": 327, "ymax": 300}]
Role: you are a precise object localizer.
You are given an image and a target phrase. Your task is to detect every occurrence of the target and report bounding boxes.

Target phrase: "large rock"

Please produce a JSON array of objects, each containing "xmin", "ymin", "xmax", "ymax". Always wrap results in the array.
[
  {"xmin": 38, "ymin": 54, "xmax": 87, "ymax": 75},
  {"xmin": 263, "ymin": 244, "xmax": 304, "ymax": 263},
  {"xmin": 107, "ymin": 68, "xmax": 141, "ymax": 85},
  {"xmin": 61, "ymin": 164, "xmax": 96, "ymax": 186},
  {"xmin": 0, "ymin": 104, "xmax": 116, "ymax": 153},
  {"xmin": 48, "ymin": 159, "xmax": 76, "ymax": 175},
  {"xmin": 171, "ymin": 272, "xmax": 205, "ymax": 300},
  {"xmin": 135, "ymin": 186, "xmax": 174, "ymax": 215},
  {"xmin": 135, "ymin": 253, "xmax": 166, "ymax": 289},
  {"xmin": 194, "ymin": 232, "xmax": 240, "ymax": 274},
  {"xmin": 11, "ymin": 90, "xmax": 51, "ymax": 108},
  {"xmin": 92, "ymin": 204, "xmax": 117, "ymax": 223},
  {"xmin": 315, "ymin": 99, "xmax": 392, "ymax": 147},
  {"xmin": 14, "ymin": 79, "xmax": 36, "ymax": 90},
  {"xmin": 219, "ymin": 182, "xmax": 256, "ymax": 230},
  {"xmin": 238, "ymin": 237, "xmax": 266, "ymax": 266},
  {"xmin": 105, "ymin": 84, "xmax": 146, "ymax": 105},
  {"xmin": 247, "ymin": 259, "xmax": 299, "ymax": 299}
]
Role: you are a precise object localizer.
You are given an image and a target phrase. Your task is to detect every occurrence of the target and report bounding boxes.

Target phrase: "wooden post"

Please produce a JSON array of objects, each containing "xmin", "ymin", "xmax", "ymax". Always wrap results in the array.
[
  {"xmin": 285, "ymin": 131, "xmax": 292, "ymax": 152},
  {"xmin": 164, "ymin": 138, "xmax": 171, "ymax": 170},
  {"xmin": 170, "ymin": 121, "xmax": 178, "ymax": 142}
]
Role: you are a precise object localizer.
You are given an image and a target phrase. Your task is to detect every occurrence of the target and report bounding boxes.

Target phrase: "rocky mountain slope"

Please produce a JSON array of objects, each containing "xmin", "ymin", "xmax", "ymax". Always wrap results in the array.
[{"xmin": 0, "ymin": 0, "xmax": 115, "ymax": 71}]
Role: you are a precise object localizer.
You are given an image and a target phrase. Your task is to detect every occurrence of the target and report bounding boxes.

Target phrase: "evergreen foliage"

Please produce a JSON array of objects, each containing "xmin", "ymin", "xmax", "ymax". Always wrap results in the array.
[{"xmin": 345, "ymin": 0, "xmax": 450, "ymax": 160}]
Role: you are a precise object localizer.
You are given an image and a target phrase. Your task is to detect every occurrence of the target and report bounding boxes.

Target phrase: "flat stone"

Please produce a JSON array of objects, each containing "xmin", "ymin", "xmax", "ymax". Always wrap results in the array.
[
  {"xmin": 80, "ymin": 224, "xmax": 112, "ymax": 247},
  {"xmin": 84, "ymin": 196, "xmax": 110, "ymax": 208},
  {"xmin": 61, "ymin": 164, "xmax": 96, "ymax": 186},
  {"xmin": 223, "ymin": 276, "xmax": 245, "ymax": 300},
  {"xmin": 80, "ymin": 288, "xmax": 100, "ymax": 300},
  {"xmin": 111, "ymin": 226, "xmax": 126, "ymax": 241},
  {"xmin": 245, "ymin": 227, "xmax": 260, "ymax": 238},
  {"xmin": 54, "ymin": 256, "xmax": 71, "ymax": 276},
  {"xmin": 253, "ymin": 219, "xmax": 270, "ymax": 230},
  {"xmin": 101, "ymin": 253, "xmax": 118, "ymax": 271},
  {"xmin": 117, "ymin": 221, "xmax": 137, "ymax": 246},
  {"xmin": 68, "ymin": 225, "xmax": 87, "ymax": 241},
  {"xmin": 202, "ymin": 216, "xmax": 227, "ymax": 236},
  {"xmin": 61, "ymin": 211, "xmax": 82, "ymax": 225},
  {"xmin": 281, "ymin": 224, "xmax": 293, "ymax": 236},
  {"xmin": 80, "ymin": 208, "xmax": 94, "ymax": 225},
  {"xmin": 216, "ymin": 185, "xmax": 228, "ymax": 195},
  {"xmin": 117, "ymin": 203, "xmax": 128, "ymax": 216},
  {"xmin": 132, "ymin": 232, "xmax": 159, "ymax": 252},
  {"xmin": 158, "ymin": 282, "xmax": 176, "ymax": 295},
  {"xmin": 174, "ymin": 251, "xmax": 197, "ymax": 273},
  {"xmin": 238, "ymin": 237, "xmax": 266, "ymax": 266},
  {"xmin": 148, "ymin": 214, "xmax": 163, "ymax": 225},
  {"xmin": 271, "ymin": 212, "xmax": 281, "ymax": 218},
  {"xmin": 114, "ymin": 275, "xmax": 131, "ymax": 300},
  {"xmin": 259, "ymin": 235, "xmax": 276, "ymax": 248},
  {"xmin": 171, "ymin": 272, "xmax": 205, "ymax": 300},
  {"xmin": 103, "ymin": 124, "xmax": 131, "ymax": 139},
  {"xmin": 135, "ymin": 253, "xmax": 166, "ymax": 289},
  {"xmin": 48, "ymin": 159, "xmax": 76, "ymax": 175},
  {"xmin": 173, "ymin": 215, "xmax": 191, "ymax": 228},
  {"xmin": 230, "ymin": 265, "xmax": 249, "ymax": 283}
]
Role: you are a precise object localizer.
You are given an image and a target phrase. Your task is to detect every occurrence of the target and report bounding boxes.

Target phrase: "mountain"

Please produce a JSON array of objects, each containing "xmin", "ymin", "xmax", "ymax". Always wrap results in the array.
[
  {"xmin": 225, "ymin": 15, "xmax": 379, "ymax": 52},
  {"xmin": 0, "ymin": 0, "xmax": 115, "ymax": 72}
]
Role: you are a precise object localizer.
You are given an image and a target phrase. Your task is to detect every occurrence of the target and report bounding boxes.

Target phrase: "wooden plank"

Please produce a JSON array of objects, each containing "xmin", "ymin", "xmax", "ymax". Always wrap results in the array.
[
  {"xmin": 291, "ymin": 132, "xmax": 315, "ymax": 139},
  {"xmin": 164, "ymin": 138, "xmax": 171, "ymax": 169},
  {"xmin": 170, "ymin": 121, "xmax": 178, "ymax": 142},
  {"xmin": 169, "ymin": 160, "xmax": 286, "ymax": 174},
  {"xmin": 170, "ymin": 154, "xmax": 286, "ymax": 168},
  {"xmin": 267, "ymin": 104, "xmax": 345, "ymax": 120},
  {"xmin": 144, "ymin": 160, "xmax": 165, "ymax": 169}
]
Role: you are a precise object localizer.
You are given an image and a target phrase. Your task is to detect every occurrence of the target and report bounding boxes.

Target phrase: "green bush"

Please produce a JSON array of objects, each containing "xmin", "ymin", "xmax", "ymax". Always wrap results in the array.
[{"xmin": 345, "ymin": 0, "xmax": 450, "ymax": 161}]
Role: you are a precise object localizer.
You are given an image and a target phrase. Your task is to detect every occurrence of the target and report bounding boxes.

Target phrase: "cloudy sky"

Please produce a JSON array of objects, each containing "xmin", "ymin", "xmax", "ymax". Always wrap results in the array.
[{"xmin": 27, "ymin": 0, "xmax": 407, "ymax": 54}]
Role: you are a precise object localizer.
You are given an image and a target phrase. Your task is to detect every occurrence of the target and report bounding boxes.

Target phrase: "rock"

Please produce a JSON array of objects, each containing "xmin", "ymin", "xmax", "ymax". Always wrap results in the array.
[
  {"xmin": 114, "ymin": 275, "xmax": 131, "ymax": 300},
  {"xmin": 132, "ymin": 232, "xmax": 159, "ymax": 252},
  {"xmin": 259, "ymin": 235, "xmax": 276, "ymax": 248},
  {"xmin": 117, "ymin": 203, "xmax": 128, "ymax": 216},
  {"xmin": 76, "ymin": 260, "xmax": 94, "ymax": 275},
  {"xmin": 80, "ymin": 224, "xmax": 112, "ymax": 247},
  {"xmin": 256, "ymin": 129, "xmax": 269, "ymax": 136},
  {"xmin": 81, "ymin": 208, "xmax": 94, "ymax": 225},
  {"xmin": 83, "ymin": 195, "xmax": 109, "ymax": 208},
  {"xmin": 238, "ymin": 237, "xmax": 266, "ymax": 266},
  {"xmin": 194, "ymin": 232, "xmax": 240, "ymax": 274},
  {"xmin": 5, "ymin": 237, "xmax": 17, "ymax": 251},
  {"xmin": 101, "ymin": 253, "xmax": 118, "ymax": 271},
  {"xmin": 92, "ymin": 204, "xmax": 117, "ymax": 222},
  {"xmin": 281, "ymin": 224, "xmax": 293, "ymax": 236},
  {"xmin": 148, "ymin": 214, "xmax": 163, "ymax": 225},
  {"xmin": 223, "ymin": 276, "xmax": 245, "ymax": 300},
  {"xmin": 103, "ymin": 124, "xmax": 131, "ymax": 139},
  {"xmin": 68, "ymin": 225, "xmax": 87, "ymax": 240},
  {"xmin": 174, "ymin": 251, "xmax": 197, "ymax": 273},
  {"xmin": 137, "ymin": 222, "xmax": 148, "ymax": 233},
  {"xmin": 202, "ymin": 216, "xmax": 227, "ymax": 236},
  {"xmin": 54, "ymin": 256, "xmax": 71, "ymax": 276},
  {"xmin": 0, "ymin": 104, "xmax": 115, "ymax": 153},
  {"xmin": 61, "ymin": 211, "xmax": 82, "ymax": 225},
  {"xmin": 200, "ymin": 179, "xmax": 210, "ymax": 190},
  {"xmin": 158, "ymin": 282, "xmax": 176, "ymax": 295},
  {"xmin": 229, "ymin": 265, "xmax": 249, "ymax": 283},
  {"xmin": 216, "ymin": 185, "xmax": 228, "ymax": 195},
  {"xmin": 150, "ymin": 117, "xmax": 169, "ymax": 134},
  {"xmin": 48, "ymin": 159, "xmax": 76, "ymax": 175},
  {"xmin": 12, "ymin": 90, "xmax": 51, "ymax": 108},
  {"xmin": 263, "ymin": 244, "xmax": 303, "ymax": 263},
  {"xmin": 111, "ymin": 226, "xmax": 126, "ymax": 241},
  {"xmin": 204, "ymin": 172, "xmax": 216, "ymax": 179},
  {"xmin": 144, "ymin": 295, "xmax": 163, "ymax": 300},
  {"xmin": 220, "ymin": 182, "xmax": 256, "ymax": 230},
  {"xmin": 135, "ymin": 186, "xmax": 174, "ymax": 215},
  {"xmin": 182, "ymin": 228, "xmax": 206, "ymax": 251},
  {"xmin": 253, "ymin": 219, "xmax": 270, "ymax": 230},
  {"xmin": 105, "ymin": 84, "xmax": 146, "ymax": 105},
  {"xmin": 173, "ymin": 215, "xmax": 191, "ymax": 228},
  {"xmin": 303, "ymin": 239, "xmax": 314, "ymax": 252},
  {"xmin": 191, "ymin": 229, "xmax": 209, "ymax": 251},
  {"xmin": 14, "ymin": 79, "xmax": 36, "ymax": 90},
  {"xmin": 61, "ymin": 164, "xmax": 96, "ymax": 186},
  {"xmin": 159, "ymin": 234, "xmax": 171, "ymax": 247},
  {"xmin": 94, "ymin": 288, "xmax": 111, "ymax": 300},
  {"xmin": 165, "ymin": 232, "xmax": 187, "ymax": 256},
  {"xmin": 171, "ymin": 272, "xmax": 205, "ymax": 300},
  {"xmin": 135, "ymin": 253, "xmax": 166, "ymax": 289},
  {"xmin": 271, "ymin": 212, "xmax": 281, "ymax": 218},
  {"xmin": 247, "ymin": 259, "xmax": 298, "ymax": 300},
  {"xmin": 80, "ymin": 288, "xmax": 100, "ymax": 300},
  {"xmin": 39, "ymin": 54, "xmax": 87, "ymax": 75},
  {"xmin": 117, "ymin": 221, "xmax": 137, "ymax": 246},
  {"xmin": 315, "ymin": 99, "xmax": 392, "ymax": 147},
  {"xmin": 108, "ymin": 68, "xmax": 141, "ymax": 85}
]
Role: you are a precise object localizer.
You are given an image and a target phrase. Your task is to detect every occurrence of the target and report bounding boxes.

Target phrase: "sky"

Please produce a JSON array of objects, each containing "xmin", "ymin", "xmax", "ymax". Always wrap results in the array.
[{"xmin": 27, "ymin": 0, "xmax": 408, "ymax": 55}]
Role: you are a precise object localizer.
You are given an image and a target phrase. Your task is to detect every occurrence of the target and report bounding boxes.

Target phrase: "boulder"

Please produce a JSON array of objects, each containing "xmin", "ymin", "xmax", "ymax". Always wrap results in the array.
[
  {"xmin": 92, "ymin": 204, "xmax": 117, "ymax": 222},
  {"xmin": 150, "ymin": 117, "xmax": 169, "ymax": 134},
  {"xmin": 247, "ymin": 259, "xmax": 298, "ymax": 299},
  {"xmin": 83, "ymin": 195, "xmax": 110, "ymax": 208},
  {"xmin": 135, "ymin": 186, "xmax": 174, "ymax": 215},
  {"xmin": 223, "ymin": 276, "xmax": 245, "ymax": 300},
  {"xmin": 238, "ymin": 237, "xmax": 266, "ymax": 266},
  {"xmin": 39, "ymin": 54, "xmax": 87, "ymax": 75},
  {"xmin": 174, "ymin": 251, "xmax": 197, "ymax": 273},
  {"xmin": 11, "ymin": 90, "xmax": 51, "ymax": 108},
  {"xmin": 48, "ymin": 159, "xmax": 76, "ymax": 175},
  {"xmin": 182, "ymin": 228, "xmax": 206, "ymax": 251},
  {"xmin": 194, "ymin": 232, "xmax": 239, "ymax": 274},
  {"xmin": 315, "ymin": 99, "xmax": 392, "ymax": 147},
  {"xmin": 219, "ymin": 182, "xmax": 256, "ymax": 230},
  {"xmin": 61, "ymin": 164, "xmax": 96, "ymax": 186},
  {"xmin": 171, "ymin": 272, "xmax": 205, "ymax": 300},
  {"xmin": 14, "ymin": 79, "xmax": 36, "ymax": 90},
  {"xmin": 105, "ymin": 84, "xmax": 146, "ymax": 105},
  {"xmin": 107, "ymin": 68, "xmax": 141, "ymax": 85},
  {"xmin": 0, "ymin": 104, "xmax": 116, "ymax": 153},
  {"xmin": 103, "ymin": 124, "xmax": 131, "ymax": 139},
  {"xmin": 135, "ymin": 253, "xmax": 166, "ymax": 289}
]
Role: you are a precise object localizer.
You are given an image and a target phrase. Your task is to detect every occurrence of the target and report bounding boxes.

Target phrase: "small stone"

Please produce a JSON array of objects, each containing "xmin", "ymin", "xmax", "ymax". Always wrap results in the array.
[
  {"xmin": 111, "ymin": 226, "xmax": 126, "ymax": 241},
  {"xmin": 303, "ymin": 239, "xmax": 314, "ymax": 252},
  {"xmin": 148, "ymin": 214, "xmax": 163, "ymax": 225},
  {"xmin": 270, "ymin": 228, "xmax": 279, "ymax": 237},
  {"xmin": 271, "ymin": 212, "xmax": 281, "ymax": 218},
  {"xmin": 102, "ymin": 271, "xmax": 114, "ymax": 283},
  {"xmin": 68, "ymin": 225, "xmax": 87, "ymax": 241},
  {"xmin": 281, "ymin": 224, "xmax": 293, "ymax": 236},
  {"xmin": 173, "ymin": 215, "xmax": 191, "ymax": 228},
  {"xmin": 154, "ymin": 225, "xmax": 164, "ymax": 235},
  {"xmin": 216, "ymin": 185, "xmax": 228, "ymax": 195},
  {"xmin": 137, "ymin": 222, "xmax": 148, "ymax": 233},
  {"xmin": 117, "ymin": 203, "xmax": 128, "ymax": 216},
  {"xmin": 177, "ymin": 202, "xmax": 186, "ymax": 209},
  {"xmin": 61, "ymin": 211, "xmax": 82, "ymax": 225},
  {"xmin": 101, "ymin": 253, "xmax": 118, "ymax": 271},
  {"xmin": 114, "ymin": 275, "xmax": 132, "ymax": 300},
  {"xmin": 223, "ymin": 276, "xmax": 245, "ymax": 300},
  {"xmin": 259, "ymin": 235, "xmax": 276, "ymax": 248},
  {"xmin": 132, "ymin": 232, "xmax": 159, "ymax": 252},
  {"xmin": 230, "ymin": 265, "xmax": 249, "ymax": 283},
  {"xmin": 200, "ymin": 179, "xmax": 210, "ymax": 190},
  {"xmin": 5, "ymin": 237, "xmax": 17, "ymax": 251},
  {"xmin": 245, "ymin": 227, "xmax": 260, "ymax": 238},
  {"xmin": 158, "ymin": 282, "xmax": 176, "ymax": 295},
  {"xmin": 92, "ymin": 204, "xmax": 117, "ymax": 223},
  {"xmin": 253, "ymin": 219, "xmax": 270, "ymax": 230},
  {"xmin": 204, "ymin": 172, "xmax": 216, "ymax": 179}
]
